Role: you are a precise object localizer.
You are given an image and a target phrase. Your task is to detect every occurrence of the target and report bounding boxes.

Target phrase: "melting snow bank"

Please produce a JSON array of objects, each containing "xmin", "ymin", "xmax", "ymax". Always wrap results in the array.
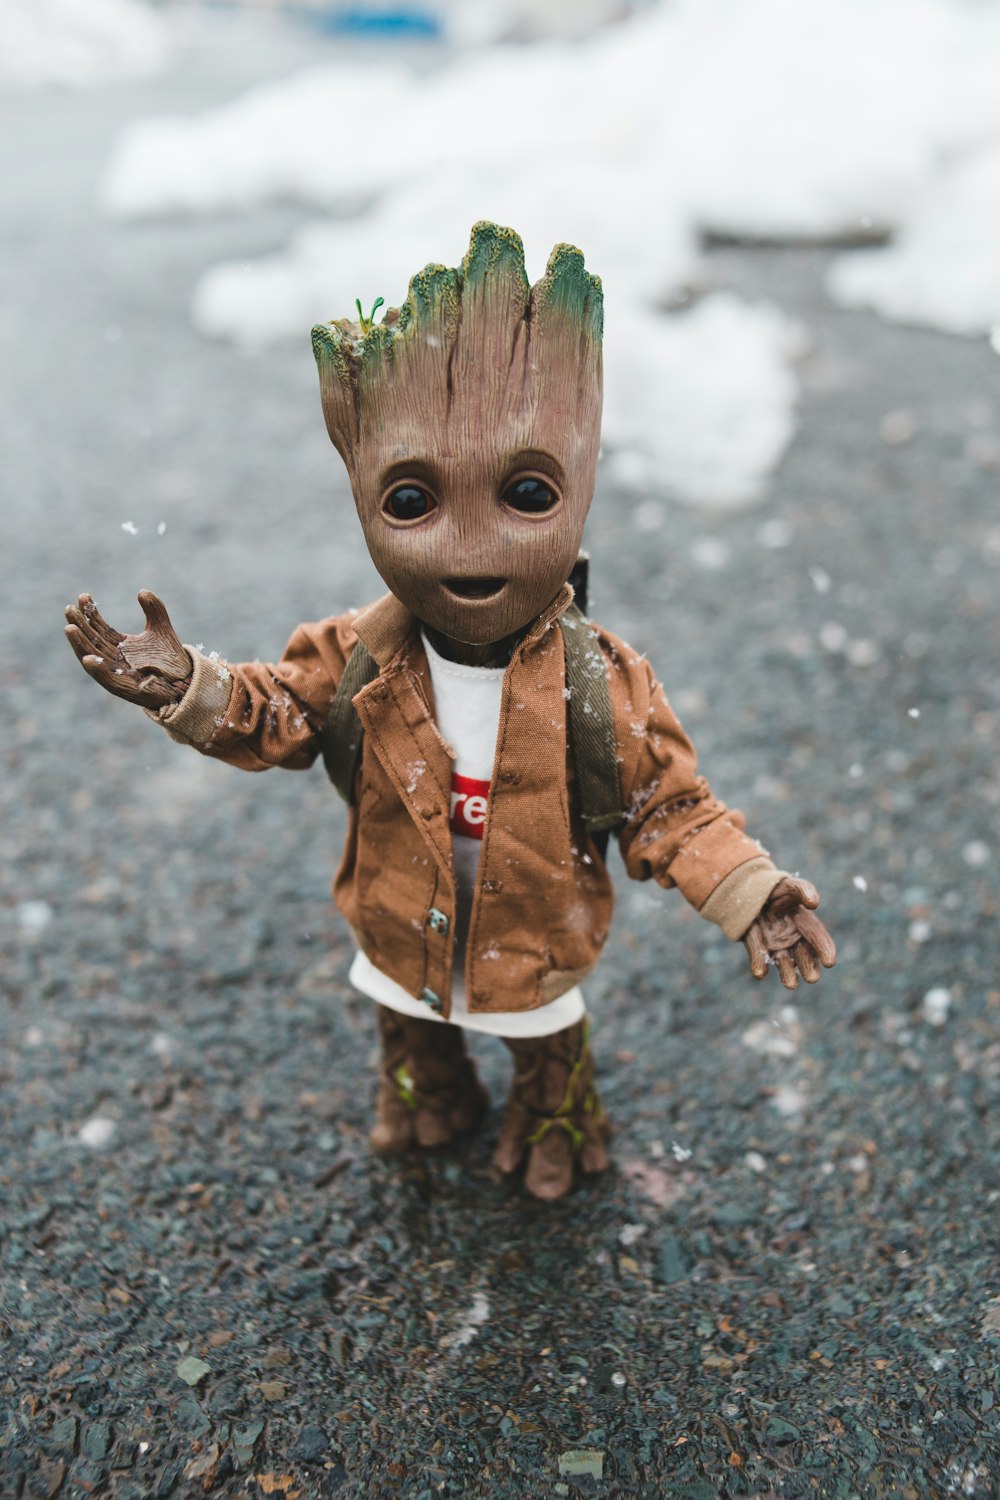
[
  {"xmin": 601, "ymin": 296, "xmax": 806, "ymax": 510},
  {"xmin": 827, "ymin": 145, "xmax": 1000, "ymax": 338},
  {"xmin": 0, "ymin": 0, "xmax": 167, "ymax": 87},
  {"xmin": 102, "ymin": 61, "xmax": 413, "ymax": 218},
  {"xmin": 92, "ymin": 0, "xmax": 1000, "ymax": 497},
  {"xmin": 100, "ymin": 0, "xmax": 1000, "ymax": 242}
]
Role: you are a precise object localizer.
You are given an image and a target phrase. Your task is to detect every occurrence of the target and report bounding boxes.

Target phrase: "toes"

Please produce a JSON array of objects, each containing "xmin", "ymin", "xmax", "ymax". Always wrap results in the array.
[
  {"xmin": 493, "ymin": 1099, "xmax": 534, "ymax": 1173},
  {"xmin": 369, "ymin": 1116, "xmax": 415, "ymax": 1154},
  {"xmin": 493, "ymin": 1134, "xmax": 525, "ymax": 1175},
  {"xmin": 375, "ymin": 1063, "xmax": 488, "ymax": 1152},
  {"xmin": 414, "ymin": 1107, "xmax": 455, "ymax": 1149},
  {"xmin": 523, "ymin": 1132, "xmax": 575, "ymax": 1201},
  {"xmin": 369, "ymin": 1089, "xmax": 417, "ymax": 1153},
  {"xmin": 580, "ymin": 1136, "xmax": 611, "ymax": 1175}
]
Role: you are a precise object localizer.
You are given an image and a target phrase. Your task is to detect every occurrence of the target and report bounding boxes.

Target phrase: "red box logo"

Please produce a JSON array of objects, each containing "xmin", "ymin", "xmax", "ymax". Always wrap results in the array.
[{"xmin": 450, "ymin": 773, "xmax": 490, "ymax": 839}]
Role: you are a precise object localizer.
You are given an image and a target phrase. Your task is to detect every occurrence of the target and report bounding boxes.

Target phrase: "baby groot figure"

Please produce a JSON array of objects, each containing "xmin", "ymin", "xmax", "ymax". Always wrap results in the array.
[{"xmin": 65, "ymin": 222, "xmax": 835, "ymax": 1200}]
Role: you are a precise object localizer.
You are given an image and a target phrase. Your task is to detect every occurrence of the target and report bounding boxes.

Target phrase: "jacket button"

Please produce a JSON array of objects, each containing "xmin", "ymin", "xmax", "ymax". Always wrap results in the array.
[
  {"xmin": 427, "ymin": 908, "xmax": 449, "ymax": 936},
  {"xmin": 420, "ymin": 988, "xmax": 443, "ymax": 1013}
]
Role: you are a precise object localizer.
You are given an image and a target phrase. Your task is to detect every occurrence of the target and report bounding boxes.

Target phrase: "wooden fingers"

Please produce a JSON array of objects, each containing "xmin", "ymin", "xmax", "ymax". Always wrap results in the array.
[
  {"xmin": 794, "ymin": 940, "xmax": 821, "ymax": 984},
  {"xmin": 775, "ymin": 949, "xmax": 799, "ymax": 989},
  {"xmin": 795, "ymin": 908, "xmax": 837, "ymax": 969},
  {"xmin": 745, "ymin": 912, "xmax": 834, "ymax": 988},
  {"xmin": 743, "ymin": 922, "xmax": 771, "ymax": 981},
  {"xmin": 65, "ymin": 597, "xmax": 120, "ymax": 660},
  {"xmin": 768, "ymin": 874, "xmax": 820, "ymax": 914},
  {"xmin": 121, "ymin": 591, "xmax": 190, "ymax": 679},
  {"xmin": 65, "ymin": 624, "xmax": 179, "ymax": 708}
]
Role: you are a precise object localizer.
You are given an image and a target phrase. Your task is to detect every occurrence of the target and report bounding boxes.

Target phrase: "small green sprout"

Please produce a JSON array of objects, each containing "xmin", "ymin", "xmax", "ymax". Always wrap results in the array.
[{"xmin": 355, "ymin": 296, "xmax": 385, "ymax": 333}]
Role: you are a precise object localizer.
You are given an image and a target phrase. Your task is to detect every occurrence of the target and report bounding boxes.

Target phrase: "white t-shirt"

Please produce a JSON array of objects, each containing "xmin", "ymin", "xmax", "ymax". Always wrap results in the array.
[{"xmin": 349, "ymin": 632, "xmax": 586, "ymax": 1038}]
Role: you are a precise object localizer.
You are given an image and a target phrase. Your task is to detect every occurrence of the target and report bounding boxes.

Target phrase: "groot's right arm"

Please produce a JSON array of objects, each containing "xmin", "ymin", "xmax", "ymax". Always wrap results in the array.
[{"xmin": 65, "ymin": 590, "xmax": 356, "ymax": 773}]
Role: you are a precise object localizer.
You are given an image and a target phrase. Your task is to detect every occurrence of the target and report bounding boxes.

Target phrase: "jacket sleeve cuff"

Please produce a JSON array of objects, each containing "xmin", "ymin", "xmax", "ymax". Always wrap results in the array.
[
  {"xmin": 698, "ymin": 857, "xmax": 787, "ymax": 941},
  {"xmin": 144, "ymin": 646, "xmax": 233, "ymax": 746}
]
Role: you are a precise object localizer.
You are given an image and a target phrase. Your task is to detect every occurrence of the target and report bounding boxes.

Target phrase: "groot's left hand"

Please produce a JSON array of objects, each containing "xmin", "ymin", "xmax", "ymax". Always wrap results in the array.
[{"xmin": 743, "ymin": 876, "xmax": 836, "ymax": 990}]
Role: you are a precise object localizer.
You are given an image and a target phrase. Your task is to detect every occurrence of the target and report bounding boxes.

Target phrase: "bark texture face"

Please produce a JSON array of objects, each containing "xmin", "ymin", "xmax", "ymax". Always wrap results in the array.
[{"xmin": 313, "ymin": 222, "xmax": 603, "ymax": 645}]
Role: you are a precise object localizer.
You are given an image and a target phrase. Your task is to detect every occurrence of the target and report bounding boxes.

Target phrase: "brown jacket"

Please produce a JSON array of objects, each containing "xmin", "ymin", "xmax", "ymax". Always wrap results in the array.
[{"xmin": 151, "ymin": 586, "xmax": 783, "ymax": 1018}]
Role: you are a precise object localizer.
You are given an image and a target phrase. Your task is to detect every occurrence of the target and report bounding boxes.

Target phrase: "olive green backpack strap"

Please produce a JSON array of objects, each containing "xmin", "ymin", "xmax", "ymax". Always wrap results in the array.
[
  {"xmin": 558, "ymin": 603, "xmax": 626, "ymax": 834},
  {"xmin": 321, "ymin": 638, "xmax": 380, "ymax": 805}
]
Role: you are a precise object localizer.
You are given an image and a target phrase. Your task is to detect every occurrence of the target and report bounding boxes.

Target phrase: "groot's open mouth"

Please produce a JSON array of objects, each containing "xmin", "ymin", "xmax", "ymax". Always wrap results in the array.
[{"xmin": 443, "ymin": 577, "xmax": 506, "ymax": 600}]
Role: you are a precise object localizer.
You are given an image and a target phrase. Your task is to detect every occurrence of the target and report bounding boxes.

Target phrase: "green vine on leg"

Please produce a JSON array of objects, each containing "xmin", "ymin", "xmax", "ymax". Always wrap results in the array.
[
  {"xmin": 523, "ymin": 1020, "xmax": 597, "ymax": 1152},
  {"xmin": 393, "ymin": 1063, "xmax": 418, "ymax": 1110}
]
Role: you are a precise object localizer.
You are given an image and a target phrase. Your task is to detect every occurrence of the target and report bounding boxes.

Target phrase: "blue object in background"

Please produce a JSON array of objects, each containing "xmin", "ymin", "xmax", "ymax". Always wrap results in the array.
[{"xmin": 313, "ymin": 6, "xmax": 443, "ymax": 38}]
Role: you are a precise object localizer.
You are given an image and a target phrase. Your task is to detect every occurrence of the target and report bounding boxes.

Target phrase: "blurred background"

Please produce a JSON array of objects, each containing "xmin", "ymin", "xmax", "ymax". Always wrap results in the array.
[
  {"xmin": 3, "ymin": 1, "xmax": 1000, "ymax": 1495},
  {"xmin": 5, "ymin": 0, "xmax": 1000, "ymax": 503}
]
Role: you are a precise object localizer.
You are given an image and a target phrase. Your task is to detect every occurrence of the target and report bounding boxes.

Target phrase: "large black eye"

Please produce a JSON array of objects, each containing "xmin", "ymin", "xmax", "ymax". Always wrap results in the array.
[
  {"xmin": 503, "ymin": 477, "xmax": 557, "ymax": 514},
  {"xmin": 384, "ymin": 485, "xmax": 435, "ymax": 521}
]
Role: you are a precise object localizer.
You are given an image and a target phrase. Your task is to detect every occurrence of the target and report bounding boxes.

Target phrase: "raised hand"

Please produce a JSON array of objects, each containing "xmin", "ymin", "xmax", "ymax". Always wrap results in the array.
[
  {"xmin": 743, "ymin": 875, "xmax": 836, "ymax": 990},
  {"xmin": 65, "ymin": 591, "xmax": 192, "ymax": 709}
]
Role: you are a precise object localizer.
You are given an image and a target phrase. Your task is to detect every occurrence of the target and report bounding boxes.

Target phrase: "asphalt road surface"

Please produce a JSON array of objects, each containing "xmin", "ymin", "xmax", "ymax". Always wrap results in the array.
[{"xmin": 2, "ymin": 20, "xmax": 999, "ymax": 1499}]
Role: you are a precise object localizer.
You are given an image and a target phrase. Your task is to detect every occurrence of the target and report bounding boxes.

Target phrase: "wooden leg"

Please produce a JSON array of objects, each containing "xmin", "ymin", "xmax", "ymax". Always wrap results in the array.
[
  {"xmin": 494, "ymin": 1020, "xmax": 611, "ymax": 1200},
  {"xmin": 370, "ymin": 1006, "xmax": 488, "ymax": 1153}
]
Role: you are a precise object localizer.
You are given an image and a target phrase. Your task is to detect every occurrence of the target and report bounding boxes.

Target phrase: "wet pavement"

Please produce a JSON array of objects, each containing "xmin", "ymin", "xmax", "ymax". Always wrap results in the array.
[{"xmin": 2, "ymin": 24, "xmax": 1000, "ymax": 1499}]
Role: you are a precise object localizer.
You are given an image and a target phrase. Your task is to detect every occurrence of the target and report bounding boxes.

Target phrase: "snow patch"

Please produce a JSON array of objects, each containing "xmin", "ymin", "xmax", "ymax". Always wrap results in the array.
[
  {"xmin": 619, "ymin": 1222, "xmax": 647, "ymax": 1247},
  {"xmin": 78, "ymin": 1116, "xmax": 117, "ymax": 1150},
  {"xmin": 922, "ymin": 987, "xmax": 952, "ymax": 1027},
  {"xmin": 771, "ymin": 1083, "xmax": 807, "ymax": 1118},
  {"xmin": 17, "ymin": 900, "xmax": 53, "ymax": 935},
  {"xmin": 444, "ymin": 1290, "xmax": 490, "ymax": 1350},
  {"xmin": 829, "ymin": 146, "xmax": 1000, "ymax": 337},
  {"xmin": 601, "ymin": 296, "xmax": 805, "ymax": 509},
  {"xmin": 102, "ymin": 0, "xmax": 1000, "ymax": 245},
  {"xmin": 94, "ymin": 0, "xmax": 1000, "ymax": 500},
  {"xmin": 962, "ymin": 840, "xmax": 990, "ymax": 869},
  {"xmin": 742, "ymin": 1018, "xmax": 799, "ymax": 1059},
  {"xmin": 0, "ymin": 0, "xmax": 167, "ymax": 88}
]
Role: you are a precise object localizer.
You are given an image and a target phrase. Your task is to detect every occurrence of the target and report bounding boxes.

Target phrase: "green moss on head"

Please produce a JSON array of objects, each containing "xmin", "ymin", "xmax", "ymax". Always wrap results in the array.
[
  {"xmin": 403, "ymin": 262, "xmax": 462, "ymax": 338},
  {"xmin": 312, "ymin": 311, "xmax": 398, "ymax": 382},
  {"xmin": 313, "ymin": 221, "xmax": 603, "ymax": 465},
  {"xmin": 532, "ymin": 242, "xmax": 603, "ymax": 344},
  {"xmin": 311, "ymin": 320, "xmax": 355, "ymax": 382},
  {"xmin": 461, "ymin": 221, "xmax": 530, "ymax": 295},
  {"xmin": 313, "ymin": 221, "xmax": 601, "ymax": 377}
]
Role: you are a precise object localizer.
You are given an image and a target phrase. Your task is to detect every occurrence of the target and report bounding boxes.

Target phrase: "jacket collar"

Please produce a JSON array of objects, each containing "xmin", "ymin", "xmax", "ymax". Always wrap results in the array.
[
  {"xmin": 353, "ymin": 584, "xmax": 576, "ymax": 668},
  {"xmin": 351, "ymin": 592, "xmax": 415, "ymax": 667}
]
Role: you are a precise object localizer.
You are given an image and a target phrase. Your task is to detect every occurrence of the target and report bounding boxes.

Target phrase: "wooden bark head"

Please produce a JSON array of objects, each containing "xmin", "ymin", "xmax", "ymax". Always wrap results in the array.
[{"xmin": 312, "ymin": 222, "xmax": 603, "ymax": 645}]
